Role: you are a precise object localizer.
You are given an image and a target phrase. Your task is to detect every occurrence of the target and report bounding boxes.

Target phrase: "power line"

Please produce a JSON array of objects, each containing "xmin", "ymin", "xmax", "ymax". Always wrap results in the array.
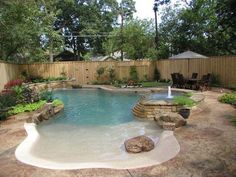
[{"xmin": 63, "ymin": 34, "xmax": 117, "ymax": 38}]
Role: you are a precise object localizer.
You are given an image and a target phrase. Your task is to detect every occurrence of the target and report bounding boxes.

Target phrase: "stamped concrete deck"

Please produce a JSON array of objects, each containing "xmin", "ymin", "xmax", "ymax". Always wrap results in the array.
[{"xmin": 0, "ymin": 90, "xmax": 236, "ymax": 177}]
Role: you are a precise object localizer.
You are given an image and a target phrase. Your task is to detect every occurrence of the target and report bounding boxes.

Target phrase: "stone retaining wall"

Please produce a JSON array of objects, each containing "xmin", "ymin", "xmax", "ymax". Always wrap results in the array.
[
  {"xmin": 132, "ymin": 99, "xmax": 181, "ymax": 119},
  {"xmin": 26, "ymin": 103, "xmax": 64, "ymax": 124},
  {"xmin": 26, "ymin": 80, "xmax": 75, "ymax": 92}
]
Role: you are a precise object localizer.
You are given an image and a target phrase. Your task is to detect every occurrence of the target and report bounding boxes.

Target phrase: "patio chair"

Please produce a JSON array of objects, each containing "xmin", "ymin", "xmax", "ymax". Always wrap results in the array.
[
  {"xmin": 171, "ymin": 73, "xmax": 179, "ymax": 88},
  {"xmin": 178, "ymin": 74, "xmax": 186, "ymax": 88},
  {"xmin": 186, "ymin": 72, "xmax": 199, "ymax": 89},
  {"xmin": 198, "ymin": 73, "xmax": 211, "ymax": 91},
  {"xmin": 191, "ymin": 73, "xmax": 198, "ymax": 79}
]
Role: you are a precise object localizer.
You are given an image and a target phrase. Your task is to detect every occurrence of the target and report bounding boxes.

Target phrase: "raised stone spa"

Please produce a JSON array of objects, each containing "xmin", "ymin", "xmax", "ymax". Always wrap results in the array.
[{"xmin": 132, "ymin": 88, "xmax": 204, "ymax": 120}]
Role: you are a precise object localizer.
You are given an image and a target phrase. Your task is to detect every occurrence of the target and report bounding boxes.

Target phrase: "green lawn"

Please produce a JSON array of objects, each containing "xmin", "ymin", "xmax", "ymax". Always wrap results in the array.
[{"xmin": 141, "ymin": 81, "xmax": 170, "ymax": 87}]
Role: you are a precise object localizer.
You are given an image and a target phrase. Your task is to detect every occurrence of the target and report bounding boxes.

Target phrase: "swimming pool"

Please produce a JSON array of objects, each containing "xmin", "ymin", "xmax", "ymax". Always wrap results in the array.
[{"xmin": 15, "ymin": 89, "xmax": 180, "ymax": 169}]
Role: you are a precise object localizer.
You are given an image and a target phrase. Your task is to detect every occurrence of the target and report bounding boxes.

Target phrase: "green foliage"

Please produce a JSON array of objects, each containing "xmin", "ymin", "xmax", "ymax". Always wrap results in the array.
[
  {"xmin": 40, "ymin": 91, "xmax": 53, "ymax": 102},
  {"xmin": 173, "ymin": 96, "xmax": 196, "ymax": 107},
  {"xmin": 219, "ymin": 92, "xmax": 236, "ymax": 105},
  {"xmin": 108, "ymin": 67, "xmax": 116, "ymax": 82},
  {"xmin": 159, "ymin": 0, "xmax": 236, "ymax": 56},
  {"xmin": 12, "ymin": 86, "xmax": 24, "ymax": 102},
  {"xmin": 183, "ymin": 92, "xmax": 193, "ymax": 97},
  {"xmin": 52, "ymin": 99, "xmax": 63, "ymax": 107},
  {"xmin": 129, "ymin": 66, "xmax": 138, "ymax": 82},
  {"xmin": 104, "ymin": 19, "xmax": 156, "ymax": 60},
  {"xmin": 8, "ymin": 100, "xmax": 46, "ymax": 115},
  {"xmin": 96, "ymin": 67, "xmax": 105, "ymax": 79},
  {"xmin": 0, "ymin": 1, "xmax": 62, "ymax": 62},
  {"xmin": 0, "ymin": 93, "xmax": 17, "ymax": 110}
]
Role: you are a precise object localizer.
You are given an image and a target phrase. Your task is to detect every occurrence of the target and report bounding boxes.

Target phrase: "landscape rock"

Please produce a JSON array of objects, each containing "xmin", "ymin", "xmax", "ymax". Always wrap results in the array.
[
  {"xmin": 155, "ymin": 111, "xmax": 187, "ymax": 129},
  {"xmin": 124, "ymin": 135, "xmax": 155, "ymax": 153},
  {"xmin": 26, "ymin": 103, "xmax": 63, "ymax": 124}
]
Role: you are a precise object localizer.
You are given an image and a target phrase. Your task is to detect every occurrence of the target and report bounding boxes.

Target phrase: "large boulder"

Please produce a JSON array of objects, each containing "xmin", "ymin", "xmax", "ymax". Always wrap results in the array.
[
  {"xmin": 124, "ymin": 135, "xmax": 155, "ymax": 153},
  {"xmin": 155, "ymin": 111, "xmax": 187, "ymax": 129}
]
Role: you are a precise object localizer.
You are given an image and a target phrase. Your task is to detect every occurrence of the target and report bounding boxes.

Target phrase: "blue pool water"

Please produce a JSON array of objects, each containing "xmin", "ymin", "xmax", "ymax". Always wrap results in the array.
[
  {"xmin": 17, "ymin": 89, "xmax": 180, "ymax": 169},
  {"xmin": 50, "ymin": 89, "xmax": 140, "ymax": 125},
  {"xmin": 30, "ymin": 89, "xmax": 177, "ymax": 165}
]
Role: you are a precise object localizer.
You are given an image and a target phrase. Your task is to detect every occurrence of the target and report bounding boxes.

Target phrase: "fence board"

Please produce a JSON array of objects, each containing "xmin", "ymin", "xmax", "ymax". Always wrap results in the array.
[{"xmin": 1, "ymin": 56, "xmax": 236, "ymax": 90}]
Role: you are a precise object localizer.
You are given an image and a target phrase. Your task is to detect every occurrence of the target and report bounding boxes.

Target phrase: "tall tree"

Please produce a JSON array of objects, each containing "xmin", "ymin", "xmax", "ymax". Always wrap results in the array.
[
  {"xmin": 0, "ymin": 0, "xmax": 62, "ymax": 62},
  {"xmin": 116, "ymin": 0, "xmax": 136, "ymax": 60},
  {"xmin": 54, "ymin": 0, "xmax": 118, "ymax": 60},
  {"xmin": 159, "ymin": 0, "xmax": 236, "ymax": 57},
  {"xmin": 104, "ymin": 19, "xmax": 156, "ymax": 60}
]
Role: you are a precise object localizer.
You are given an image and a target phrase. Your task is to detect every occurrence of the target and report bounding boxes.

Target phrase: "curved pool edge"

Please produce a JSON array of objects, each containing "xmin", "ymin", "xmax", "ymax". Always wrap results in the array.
[{"xmin": 15, "ymin": 123, "xmax": 180, "ymax": 170}]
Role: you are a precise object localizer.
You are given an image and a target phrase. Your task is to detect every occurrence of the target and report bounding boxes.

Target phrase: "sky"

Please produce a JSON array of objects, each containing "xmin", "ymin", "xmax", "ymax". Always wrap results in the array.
[
  {"xmin": 134, "ymin": 0, "xmax": 185, "ymax": 21},
  {"xmin": 134, "ymin": 0, "xmax": 155, "ymax": 20}
]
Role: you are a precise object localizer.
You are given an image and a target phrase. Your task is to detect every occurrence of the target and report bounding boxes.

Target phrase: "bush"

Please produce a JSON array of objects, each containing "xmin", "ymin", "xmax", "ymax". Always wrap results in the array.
[
  {"xmin": 183, "ymin": 92, "xmax": 193, "ymax": 97},
  {"xmin": 173, "ymin": 96, "xmax": 196, "ymax": 107},
  {"xmin": 219, "ymin": 92, "xmax": 236, "ymax": 105},
  {"xmin": 0, "ymin": 93, "xmax": 17, "ymax": 109},
  {"xmin": 40, "ymin": 91, "xmax": 53, "ymax": 102},
  {"xmin": 4, "ymin": 79, "xmax": 23, "ymax": 89},
  {"xmin": 52, "ymin": 99, "xmax": 63, "ymax": 107},
  {"xmin": 129, "ymin": 66, "xmax": 138, "ymax": 82},
  {"xmin": 108, "ymin": 67, "xmax": 116, "ymax": 82},
  {"xmin": 97, "ymin": 67, "xmax": 105, "ymax": 79},
  {"xmin": 27, "ymin": 75, "xmax": 45, "ymax": 83},
  {"xmin": 8, "ymin": 100, "xmax": 46, "ymax": 115}
]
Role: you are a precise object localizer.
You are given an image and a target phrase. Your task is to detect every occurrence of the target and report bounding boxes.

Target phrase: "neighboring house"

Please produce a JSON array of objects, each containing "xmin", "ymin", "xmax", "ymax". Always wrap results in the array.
[
  {"xmin": 90, "ymin": 51, "xmax": 130, "ymax": 61},
  {"xmin": 169, "ymin": 51, "xmax": 208, "ymax": 59}
]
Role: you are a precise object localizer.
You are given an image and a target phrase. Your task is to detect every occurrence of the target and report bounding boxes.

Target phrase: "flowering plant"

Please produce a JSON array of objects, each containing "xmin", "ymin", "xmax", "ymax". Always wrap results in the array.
[{"xmin": 4, "ymin": 79, "xmax": 23, "ymax": 89}]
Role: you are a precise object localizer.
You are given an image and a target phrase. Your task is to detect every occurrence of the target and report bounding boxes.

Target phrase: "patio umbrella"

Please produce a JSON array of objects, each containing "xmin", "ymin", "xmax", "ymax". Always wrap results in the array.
[{"xmin": 169, "ymin": 50, "xmax": 208, "ymax": 78}]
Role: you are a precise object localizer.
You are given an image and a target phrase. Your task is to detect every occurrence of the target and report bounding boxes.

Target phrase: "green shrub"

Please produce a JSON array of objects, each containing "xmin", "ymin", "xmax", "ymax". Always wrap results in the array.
[
  {"xmin": 97, "ymin": 67, "xmax": 105, "ymax": 79},
  {"xmin": 8, "ymin": 100, "xmax": 46, "ymax": 115},
  {"xmin": 40, "ymin": 91, "xmax": 53, "ymax": 102},
  {"xmin": 21, "ymin": 86, "xmax": 39, "ymax": 103},
  {"xmin": 52, "ymin": 99, "xmax": 63, "ymax": 107},
  {"xmin": 108, "ymin": 67, "xmax": 116, "ymax": 82},
  {"xmin": 0, "ymin": 93, "xmax": 17, "ymax": 120},
  {"xmin": 183, "ymin": 92, "xmax": 193, "ymax": 97},
  {"xmin": 0, "ymin": 93, "xmax": 17, "ymax": 109},
  {"xmin": 130, "ymin": 66, "xmax": 138, "ymax": 82},
  {"xmin": 219, "ymin": 92, "xmax": 236, "ymax": 104},
  {"xmin": 173, "ymin": 96, "xmax": 196, "ymax": 107}
]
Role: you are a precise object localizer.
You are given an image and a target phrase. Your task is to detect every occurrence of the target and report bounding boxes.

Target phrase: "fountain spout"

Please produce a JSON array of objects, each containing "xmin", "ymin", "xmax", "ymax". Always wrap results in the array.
[{"xmin": 167, "ymin": 86, "xmax": 173, "ymax": 99}]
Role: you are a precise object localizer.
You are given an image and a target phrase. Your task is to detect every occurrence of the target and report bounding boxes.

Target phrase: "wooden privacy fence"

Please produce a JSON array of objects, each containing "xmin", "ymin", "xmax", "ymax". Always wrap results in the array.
[
  {"xmin": 0, "ymin": 61, "xmax": 20, "ymax": 91},
  {"xmin": 156, "ymin": 56, "xmax": 236, "ymax": 87},
  {"xmin": 19, "ymin": 60, "xmax": 155, "ymax": 85},
  {"xmin": 0, "ymin": 56, "xmax": 236, "ymax": 90}
]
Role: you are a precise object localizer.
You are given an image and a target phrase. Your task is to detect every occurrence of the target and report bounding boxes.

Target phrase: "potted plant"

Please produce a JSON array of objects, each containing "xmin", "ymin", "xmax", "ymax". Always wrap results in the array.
[
  {"xmin": 178, "ymin": 107, "xmax": 191, "ymax": 119},
  {"xmin": 173, "ymin": 96, "xmax": 195, "ymax": 119}
]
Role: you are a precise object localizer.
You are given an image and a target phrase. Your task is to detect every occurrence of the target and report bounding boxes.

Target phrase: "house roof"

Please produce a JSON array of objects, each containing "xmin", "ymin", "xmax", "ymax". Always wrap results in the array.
[{"xmin": 169, "ymin": 51, "xmax": 208, "ymax": 59}]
